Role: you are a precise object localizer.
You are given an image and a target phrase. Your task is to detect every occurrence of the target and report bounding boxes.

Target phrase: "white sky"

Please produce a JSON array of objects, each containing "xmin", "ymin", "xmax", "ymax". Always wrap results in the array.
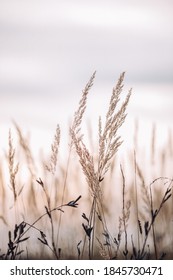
[
  {"xmin": 0, "ymin": 0, "xmax": 173, "ymax": 93},
  {"xmin": 0, "ymin": 0, "xmax": 173, "ymax": 155}
]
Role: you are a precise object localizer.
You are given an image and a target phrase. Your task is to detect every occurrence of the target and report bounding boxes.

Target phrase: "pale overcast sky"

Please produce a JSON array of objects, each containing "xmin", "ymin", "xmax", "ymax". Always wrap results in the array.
[
  {"xmin": 0, "ymin": 0, "xmax": 173, "ymax": 97},
  {"xmin": 0, "ymin": 0, "xmax": 173, "ymax": 154}
]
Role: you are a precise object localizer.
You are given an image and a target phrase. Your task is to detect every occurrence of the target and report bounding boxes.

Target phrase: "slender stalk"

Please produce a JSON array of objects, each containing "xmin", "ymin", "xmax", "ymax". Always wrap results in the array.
[
  {"xmin": 56, "ymin": 146, "xmax": 72, "ymax": 249},
  {"xmin": 149, "ymin": 184, "xmax": 158, "ymax": 259},
  {"xmin": 140, "ymin": 182, "xmax": 172, "ymax": 258},
  {"xmin": 120, "ymin": 165, "xmax": 128, "ymax": 259},
  {"xmin": 134, "ymin": 151, "xmax": 140, "ymax": 250}
]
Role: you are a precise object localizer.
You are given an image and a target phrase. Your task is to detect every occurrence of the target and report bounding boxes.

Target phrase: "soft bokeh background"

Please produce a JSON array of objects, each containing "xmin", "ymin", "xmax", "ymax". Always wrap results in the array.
[
  {"xmin": 0, "ymin": 0, "xmax": 173, "ymax": 259},
  {"xmin": 0, "ymin": 0, "xmax": 173, "ymax": 155}
]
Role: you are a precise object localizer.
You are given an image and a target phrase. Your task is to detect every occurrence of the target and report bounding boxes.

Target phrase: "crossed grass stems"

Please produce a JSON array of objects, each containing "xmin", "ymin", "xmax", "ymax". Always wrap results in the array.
[{"xmin": 1, "ymin": 72, "xmax": 173, "ymax": 260}]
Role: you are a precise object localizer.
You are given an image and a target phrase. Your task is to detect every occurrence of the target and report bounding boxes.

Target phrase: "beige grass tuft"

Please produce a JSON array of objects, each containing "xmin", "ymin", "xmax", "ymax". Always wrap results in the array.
[
  {"xmin": 8, "ymin": 129, "xmax": 19, "ymax": 202},
  {"xmin": 45, "ymin": 124, "xmax": 60, "ymax": 174}
]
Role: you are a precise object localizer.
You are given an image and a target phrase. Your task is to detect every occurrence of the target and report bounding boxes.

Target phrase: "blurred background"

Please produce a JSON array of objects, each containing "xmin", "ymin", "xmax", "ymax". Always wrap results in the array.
[
  {"xmin": 0, "ymin": 0, "xmax": 173, "ymax": 155},
  {"xmin": 0, "ymin": 0, "xmax": 173, "ymax": 259}
]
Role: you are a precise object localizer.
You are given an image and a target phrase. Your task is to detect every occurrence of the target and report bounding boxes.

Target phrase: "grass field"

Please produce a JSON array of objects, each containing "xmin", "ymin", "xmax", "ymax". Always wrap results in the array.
[{"xmin": 0, "ymin": 72, "xmax": 173, "ymax": 260}]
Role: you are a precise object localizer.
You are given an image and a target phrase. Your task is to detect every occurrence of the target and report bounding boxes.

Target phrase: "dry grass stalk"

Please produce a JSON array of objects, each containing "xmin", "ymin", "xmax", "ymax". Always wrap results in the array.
[
  {"xmin": 120, "ymin": 165, "xmax": 131, "ymax": 258},
  {"xmin": 1, "ymin": 71, "xmax": 172, "ymax": 260},
  {"xmin": 2, "ymin": 194, "xmax": 81, "ymax": 259},
  {"xmin": 72, "ymin": 136, "xmax": 99, "ymax": 197},
  {"xmin": 138, "ymin": 177, "xmax": 173, "ymax": 259},
  {"xmin": 8, "ymin": 129, "xmax": 19, "ymax": 202},
  {"xmin": 136, "ymin": 162, "xmax": 151, "ymax": 220},
  {"xmin": 45, "ymin": 124, "xmax": 60, "ymax": 174},
  {"xmin": 97, "ymin": 238, "xmax": 110, "ymax": 259},
  {"xmin": 71, "ymin": 72, "xmax": 132, "ymax": 259},
  {"xmin": 13, "ymin": 121, "xmax": 36, "ymax": 178},
  {"xmin": 113, "ymin": 216, "xmax": 124, "ymax": 259},
  {"xmin": 36, "ymin": 178, "xmax": 58, "ymax": 258},
  {"xmin": 0, "ymin": 164, "xmax": 6, "ymax": 213},
  {"xmin": 98, "ymin": 72, "xmax": 132, "ymax": 180},
  {"xmin": 133, "ymin": 119, "xmax": 139, "ymax": 152},
  {"xmin": 70, "ymin": 71, "xmax": 96, "ymax": 140},
  {"xmin": 56, "ymin": 71, "xmax": 96, "ymax": 251},
  {"xmin": 151, "ymin": 123, "xmax": 156, "ymax": 165},
  {"xmin": 72, "ymin": 72, "xmax": 132, "ymax": 198},
  {"xmin": 133, "ymin": 151, "xmax": 140, "ymax": 250}
]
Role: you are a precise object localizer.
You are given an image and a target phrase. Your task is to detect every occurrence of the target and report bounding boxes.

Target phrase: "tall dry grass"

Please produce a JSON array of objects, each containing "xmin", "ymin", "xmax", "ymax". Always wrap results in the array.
[{"xmin": 0, "ymin": 72, "xmax": 173, "ymax": 260}]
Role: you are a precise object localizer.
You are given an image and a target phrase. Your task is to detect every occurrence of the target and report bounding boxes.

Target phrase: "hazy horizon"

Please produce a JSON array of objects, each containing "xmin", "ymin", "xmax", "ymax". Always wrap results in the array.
[{"xmin": 0, "ymin": 0, "xmax": 173, "ymax": 156}]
